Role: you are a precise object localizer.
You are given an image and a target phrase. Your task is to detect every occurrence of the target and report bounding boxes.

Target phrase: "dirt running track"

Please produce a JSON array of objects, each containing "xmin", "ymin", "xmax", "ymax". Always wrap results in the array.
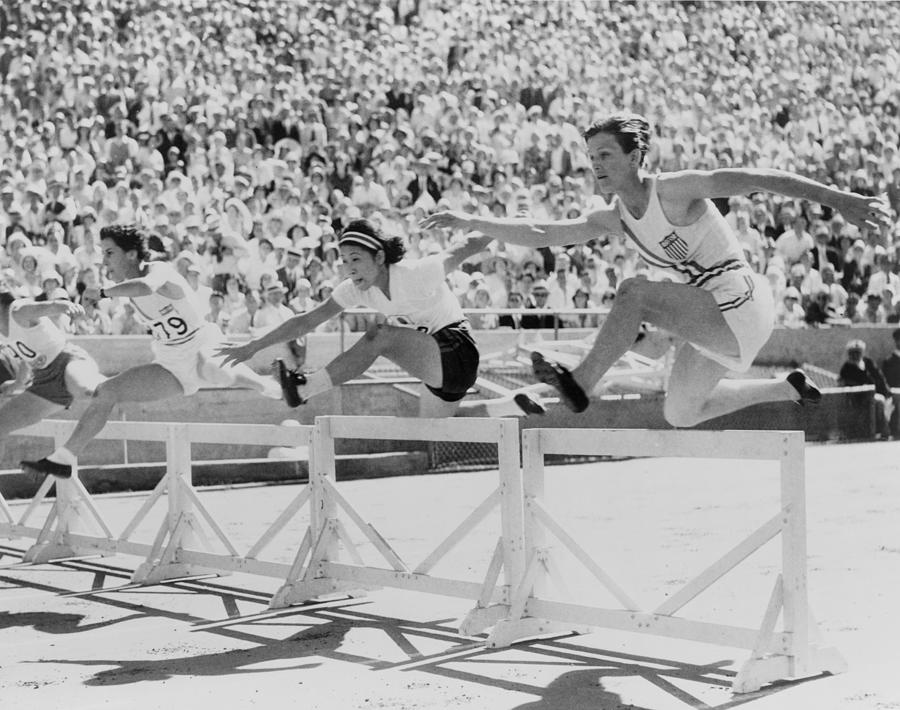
[{"xmin": 1, "ymin": 439, "xmax": 898, "ymax": 710}]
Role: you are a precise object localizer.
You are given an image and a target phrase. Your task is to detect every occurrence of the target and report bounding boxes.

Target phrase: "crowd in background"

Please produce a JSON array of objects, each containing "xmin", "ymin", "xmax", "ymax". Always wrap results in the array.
[{"xmin": 2, "ymin": 0, "xmax": 900, "ymax": 345}]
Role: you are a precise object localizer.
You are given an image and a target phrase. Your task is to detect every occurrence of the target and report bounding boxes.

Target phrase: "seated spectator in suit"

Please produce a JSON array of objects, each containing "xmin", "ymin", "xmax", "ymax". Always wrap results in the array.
[
  {"xmin": 804, "ymin": 287, "xmax": 839, "ymax": 327},
  {"xmin": 521, "ymin": 281, "xmax": 559, "ymax": 329},
  {"xmin": 881, "ymin": 328, "xmax": 900, "ymax": 438},
  {"xmin": 498, "ymin": 291, "xmax": 525, "ymax": 329},
  {"xmin": 839, "ymin": 339, "xmax": 891, "ymax": 438},
  {"xmin": 810, "ymin": 223, "xmax": 841, "ymax": 273}
]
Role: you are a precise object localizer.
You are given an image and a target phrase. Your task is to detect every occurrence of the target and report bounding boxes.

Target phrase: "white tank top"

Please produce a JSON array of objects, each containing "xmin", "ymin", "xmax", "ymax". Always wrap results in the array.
[
  {"xmin": 617, "ymin": 176, "xmax": 750, "ymax": 288},
  {"xmin": 129, "ymin": 262, "xmax": 207, "ymax": 345},
  {"xmin": 8, "ymin": 312, "xmax": 67, "ymax": 370}
]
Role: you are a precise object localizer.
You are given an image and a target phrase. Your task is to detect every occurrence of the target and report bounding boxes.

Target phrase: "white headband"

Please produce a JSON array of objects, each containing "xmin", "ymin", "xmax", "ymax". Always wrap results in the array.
[{"xmin": 339, "ymin": 230, "xmax": 383, "ymax": 251}]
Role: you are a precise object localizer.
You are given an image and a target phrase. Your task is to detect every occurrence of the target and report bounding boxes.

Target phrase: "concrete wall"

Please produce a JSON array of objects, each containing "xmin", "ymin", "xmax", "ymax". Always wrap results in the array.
[{"xmin": 72, "ymin": 325, "xmax": 899, "ymax": 379}]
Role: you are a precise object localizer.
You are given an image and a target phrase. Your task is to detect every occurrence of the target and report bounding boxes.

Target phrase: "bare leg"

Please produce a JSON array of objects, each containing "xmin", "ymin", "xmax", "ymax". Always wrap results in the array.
[
  {"xmin": 198, "ymin": 352, "xmax": 280, "ymax": 399},
  {"xmin": 62, "ymin": 364, "xmax": 185, "ymax": 456},
  {"xmin": 323, "ymin": 323, "xmax": 443, "ymax": 388},
  {"xmin": 418, "ymin": 386, "xmax": 462, "ymax": 417},
  {"xmin": 663, "ymin": 344, "xmax": 797, "ymax": 427},
  {"xmin": 572, "ymin": 278, "xmax": 739, "ymax": 392},
  {"xmin": 0, "ymin": 392, "xmax": 61, "ymax": 441}
]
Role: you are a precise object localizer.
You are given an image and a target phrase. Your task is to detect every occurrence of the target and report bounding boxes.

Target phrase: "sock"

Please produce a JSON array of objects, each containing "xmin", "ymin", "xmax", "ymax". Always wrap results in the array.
[
  {"xmin": 47, "ymin": 447, "xmax": 77, "ymax": 466},
  {"xmin": 297, "ymin": 369, "xmax": 333, "ymax": 400},
  {"xmin": 484, "ymin": 396, "xmax": 527, "ymax": 417}
]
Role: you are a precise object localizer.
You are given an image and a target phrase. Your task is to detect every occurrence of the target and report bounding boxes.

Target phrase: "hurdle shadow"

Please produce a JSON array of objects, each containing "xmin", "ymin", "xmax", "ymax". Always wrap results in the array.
[
  {"xmin": 374, "ymin": 631, "xmax": 807, "ymax": 710},
  {"xmin": 2, "ymin": 567, "xmax": 816, "ymax": 703}
]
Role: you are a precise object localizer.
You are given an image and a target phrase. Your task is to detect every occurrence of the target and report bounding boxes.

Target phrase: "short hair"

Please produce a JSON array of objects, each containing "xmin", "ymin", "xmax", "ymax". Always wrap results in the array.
[
  {"xmin": 583, "ymin": 113, "xmax": 652, "ymax": 164},
  {"xmin": 339, "ymin": 219, "xmax": 406, "ymax": 265},
  {"xmin": 99, "ymin": 223, "xmax": 151, "ymax": 261}
]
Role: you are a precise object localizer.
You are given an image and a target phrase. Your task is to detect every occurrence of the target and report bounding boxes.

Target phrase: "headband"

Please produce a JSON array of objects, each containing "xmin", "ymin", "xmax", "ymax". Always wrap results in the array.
[{"xmin": 339, "ymin": 230, "xmax": 383, "ymax": 252}]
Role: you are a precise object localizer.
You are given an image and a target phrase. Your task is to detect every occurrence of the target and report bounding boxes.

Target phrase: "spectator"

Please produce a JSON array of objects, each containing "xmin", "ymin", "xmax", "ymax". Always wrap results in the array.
[
  {"xmin": 521, "ymin": 281, "xmax": 557, "ymax": 329},
  {"xmin": 775, "ymin": 286, "xmax": 806, "ymax": 328},
  {"xmin": 881, "ymin": 328, "xmax": 900, "ymax": 438},
  {"xmin": 839, "ymin": 339, "xmax": 892, "ymax": 439}
]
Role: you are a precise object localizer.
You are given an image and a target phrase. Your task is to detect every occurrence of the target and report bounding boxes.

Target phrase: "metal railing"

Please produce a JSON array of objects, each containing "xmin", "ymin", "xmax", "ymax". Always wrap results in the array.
[{"xmin": 336, "ymin": 306, "xmax": 610, "ymax": 352}]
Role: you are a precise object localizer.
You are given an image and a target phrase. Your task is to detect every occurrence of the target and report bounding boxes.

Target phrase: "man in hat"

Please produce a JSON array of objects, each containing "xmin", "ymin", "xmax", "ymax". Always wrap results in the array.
[
  {"xmin": 406, "ymin": 155, "xmax": 441, "ymax": 207},
  {"xmin": 276, "ymin": 245, "xmax": 303, "ymax": 298},
  {"xmin": 839, "ymin": 338, "xmax": 892, "ymax": 438}
]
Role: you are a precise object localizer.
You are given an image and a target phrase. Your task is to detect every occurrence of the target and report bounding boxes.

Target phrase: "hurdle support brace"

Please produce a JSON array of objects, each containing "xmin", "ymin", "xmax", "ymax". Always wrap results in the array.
[
  {"xmin": 18, "ymin": 429, "xmax": 115, "ymax": 565},
  {"xmin": 269, "ymin": 416, "xmax": 526, "ymax": 634},
  {"xmin": 489, "ymin": 428, "xmax": 846, "ymax": 693}
]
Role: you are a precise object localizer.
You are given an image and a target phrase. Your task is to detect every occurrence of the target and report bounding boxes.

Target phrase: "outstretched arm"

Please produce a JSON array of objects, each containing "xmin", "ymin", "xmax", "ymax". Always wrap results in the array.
[
  {"xmin": 216, "ymin": 297, "xmax": 344, "ymax": 366},
  {"xmin": 420, "ymin": 208, "xmax": 621, "ymax": 249},
  {"xmin": 11, "ymin": 298, "xmax": 85, "ymax": 327},
  {"xmin": 659, "ymin": 168, "xmax": 892, "ymax": 231},
  {"xmin": 442, "ymin": 235, "xmax": 494, "ymax": 274}
]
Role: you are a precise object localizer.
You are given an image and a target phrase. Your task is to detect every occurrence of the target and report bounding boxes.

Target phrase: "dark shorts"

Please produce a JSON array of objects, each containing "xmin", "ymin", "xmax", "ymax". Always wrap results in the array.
[
  {"xmin": 425, "ymin": 322, "xmax": 480, "ymax": 403},
  {"xmin": 27, "ymin": 345, "xmax": 92, "ymax": 407}
]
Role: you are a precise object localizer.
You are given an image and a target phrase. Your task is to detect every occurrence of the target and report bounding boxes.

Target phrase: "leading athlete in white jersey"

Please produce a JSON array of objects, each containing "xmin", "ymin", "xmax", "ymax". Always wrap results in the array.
[
  {"xmin": 218, "ymin": 218, "xmax": 543, "ymax": 418},
  {"xmin": 0, "ymin": 291, "xmax": 106, "ymax": 450},
  {"xmin": 22, "ymin": 224, "xmax": 281, "ymax": 479},
  {"xmin": 423, "ymin": 113, "xmax": 891, "ymax": 427}
]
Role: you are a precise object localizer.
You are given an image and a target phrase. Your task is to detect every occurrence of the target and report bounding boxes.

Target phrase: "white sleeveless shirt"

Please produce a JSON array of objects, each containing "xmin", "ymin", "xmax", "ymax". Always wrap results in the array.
[
  {"xmin": 129, "ymin": 262, "xmax": 207, "ymax": 345},
  {"xmin": 8, "ymin": 310, "xmax": 67, "ymax": 370},
  {"xmin": 617, "ymin": 176, "xmax": 751, "ymax": 289}
]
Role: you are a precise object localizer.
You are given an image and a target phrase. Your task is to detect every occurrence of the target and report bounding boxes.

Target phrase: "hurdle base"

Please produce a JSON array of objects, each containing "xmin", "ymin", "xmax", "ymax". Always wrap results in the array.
[
  {"xmin": 732, "ymin": 645, "xmax": 848, "ymax": 694},
  {"xmin": 485, "ymin": 616, "xmax": 592, "ymax": 648},
  {"xmin": 131, "ymin": 560, "xmax": 225, "ymax": 586},
  {"xmin": 459, "ymin": 603, "xmax": 512, "ymax": 638},
  {"xmin": 268, "ymin": 577, "xmax": 376, "ymax": 609},
  {"xmin": 21, "ymin": 541, "xmax": 110, "ymax": 565}
]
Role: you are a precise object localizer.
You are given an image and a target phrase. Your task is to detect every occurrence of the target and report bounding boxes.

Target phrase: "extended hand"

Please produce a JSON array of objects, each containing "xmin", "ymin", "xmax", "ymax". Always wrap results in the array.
[
  {"xmin": 63, "ymin": 301, "xmax": 86, "ymax": 319},
  {"xmin": 419, "ymin": 210, "xmax": 470, "ymax": 232},
  {"xmin": 215, "ymin": 341, "xmax": 258, "ymax": 367},
  {"xmin": 835, "ymin": 192, "xmax": 892, "ymax": 231}
]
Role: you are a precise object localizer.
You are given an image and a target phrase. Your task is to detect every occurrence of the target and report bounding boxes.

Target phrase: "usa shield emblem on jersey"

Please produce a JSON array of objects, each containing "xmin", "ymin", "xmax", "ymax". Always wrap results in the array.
[{"xmin": 659, "ymin": 231, "xmax": 689, "ymax": 261}]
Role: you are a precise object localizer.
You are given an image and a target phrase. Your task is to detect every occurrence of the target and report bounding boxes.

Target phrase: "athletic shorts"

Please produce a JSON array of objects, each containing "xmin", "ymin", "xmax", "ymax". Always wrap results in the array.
[
  {"xmin": 151, "ymin": 322, "xmax": 234, "ymax": 396},
  {"xmin": 695, "ymin": 270, "xmax": 774, "ymax": 372},
  {"xmin": 27, "ymin": 345, "xmax": 93, "ymax": 407},
  {"xmin": 425, "ymin": 321, "xmax": 480, "ymax": 402}
]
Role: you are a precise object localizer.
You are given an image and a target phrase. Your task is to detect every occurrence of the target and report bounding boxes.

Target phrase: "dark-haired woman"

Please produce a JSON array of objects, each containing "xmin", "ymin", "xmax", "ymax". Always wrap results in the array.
[
  {"xmin": 22, "ymin": 224, "xmax": 281, "ymax": 479},
  {"xmin": 218, "ymin": 219, "xmax": 543, "ymax": 418},
  {"xmin": 423, "ymin": 112, "xmax": 891, "ymax": 426}
]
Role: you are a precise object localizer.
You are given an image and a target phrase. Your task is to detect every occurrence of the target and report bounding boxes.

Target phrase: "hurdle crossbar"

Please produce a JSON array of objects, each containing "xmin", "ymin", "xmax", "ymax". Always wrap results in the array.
[
  {"xmin": 1, "ymin": 419, "xmax": 314, "ymax": 597},
  {"xmin": 488, "ymin": 427, "xmax": 846, "ymax": 694},
  {"xmin": 269, "ymin": 415, "xmax": 525, "ymax": 637}
]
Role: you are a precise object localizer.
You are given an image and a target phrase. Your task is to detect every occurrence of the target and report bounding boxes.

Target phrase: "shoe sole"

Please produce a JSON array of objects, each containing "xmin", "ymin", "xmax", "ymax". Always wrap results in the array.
[
  {"xmin": 277, "ymin": 360, "xmax": 303, "ymax": 408},
  {"xmin": 514, "ymin": 393, "xmax": 546, "ymax": 416},
  {"xmin": 531, "ymin": 352, "xmax": 589, "ymax": 413}
]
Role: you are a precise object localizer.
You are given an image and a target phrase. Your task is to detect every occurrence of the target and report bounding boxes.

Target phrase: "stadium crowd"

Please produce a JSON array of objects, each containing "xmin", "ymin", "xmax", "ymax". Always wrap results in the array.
[{"xmin": 1, "ymin": 0, "xmax": 900, "ymax": 348}]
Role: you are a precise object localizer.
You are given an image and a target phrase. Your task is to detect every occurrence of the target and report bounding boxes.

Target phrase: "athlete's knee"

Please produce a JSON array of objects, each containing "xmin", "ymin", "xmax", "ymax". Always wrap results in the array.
[
  {"xmin": 614, "ymin": 277, "xmax": 648, "ymax": 307},
  {"xmin": 662, "ymin": 393, "xmax": 704, "ymax": 428},
  {"xmin": 365, "ymin": 323, "xmax": 399, "ymax": 353},
  {"xmin": 92, "ymin": 378, "xmax": 121, "ymax": 404}
]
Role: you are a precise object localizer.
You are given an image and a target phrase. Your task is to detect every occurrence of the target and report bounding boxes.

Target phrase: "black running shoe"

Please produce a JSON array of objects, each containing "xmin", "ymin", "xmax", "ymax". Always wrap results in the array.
[
  {"xmin": 277, "ymin": 359, "xmax": 307, "ymax": 408},
  {"xmin": 786, "ymin": 369, "xmax": 822, "ymax": 406},
  {"xmin": 531, "ymin": 351, "xmax": 589, "ymax": 413},
  {"xmin": 21, "ymin": 457, "xmax": 72, "ymax": 479},
  {"xmin": 513, "ymin": 392, "xmax": 546, "ymax": 416}
]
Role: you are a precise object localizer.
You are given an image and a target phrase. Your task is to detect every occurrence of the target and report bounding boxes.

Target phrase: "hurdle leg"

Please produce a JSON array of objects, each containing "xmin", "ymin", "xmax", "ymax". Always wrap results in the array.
[
  {"xmin": 131, "ymin": 425, "xmax": 229, "ymax": 584},
  {"xmin": 21, "ymin": 432, "xmax": 115, "ymax": 564},
  {"xmin": 269, "ymin": 418, "xmax": 374, "ymax": 607}
]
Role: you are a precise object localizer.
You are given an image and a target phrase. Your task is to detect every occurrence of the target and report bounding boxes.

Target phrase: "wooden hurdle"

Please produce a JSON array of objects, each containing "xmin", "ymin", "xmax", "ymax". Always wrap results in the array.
[
  {"xmin": 268, "ymin": 415, "xmax": 525, "ymax": 636},
  {"xmin": 0, "ymin": 419, "xmax": 313, "ymax": 593},
  {"xmin": 487, "ymin": 427, "xmax": 847, "ymax": 693}
]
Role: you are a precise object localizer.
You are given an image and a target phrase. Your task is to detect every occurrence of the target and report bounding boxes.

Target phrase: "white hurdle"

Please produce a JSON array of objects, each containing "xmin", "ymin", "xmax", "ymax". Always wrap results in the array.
[
  {"xmin": 269, "ymin": 415, "xmax": 525, "ymax": 636},
  {"xmin": 486, "ymin": 427, "xmax": 846, "ymax": 692},
  {"xmin": 1, "ymin": 419, "xmax": 314, "ymax": 595}
]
